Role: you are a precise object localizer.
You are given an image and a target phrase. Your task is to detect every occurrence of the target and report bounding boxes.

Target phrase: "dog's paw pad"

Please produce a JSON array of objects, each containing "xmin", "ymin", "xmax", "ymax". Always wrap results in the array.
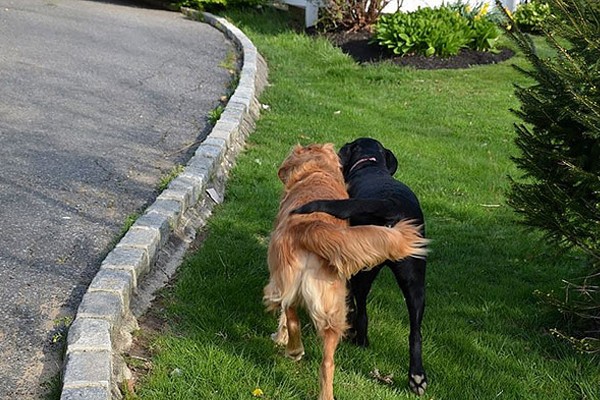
[
  {"xmin": 409, "ymin": 374, "xmax": 427, "ymax": 396},
  {"xmin": 351, "ymin": 335, "xmax": 369, "ymax": 348},
  {"xmin": 285, "ymin": 348, "xmax": 305, "ymax": 361}
]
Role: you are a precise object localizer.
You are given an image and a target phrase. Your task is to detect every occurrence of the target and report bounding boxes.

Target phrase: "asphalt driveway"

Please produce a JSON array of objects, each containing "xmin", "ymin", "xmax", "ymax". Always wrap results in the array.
[{"xmin": 0, "ymin": 0, "xmax": 232, "ymax": 397}]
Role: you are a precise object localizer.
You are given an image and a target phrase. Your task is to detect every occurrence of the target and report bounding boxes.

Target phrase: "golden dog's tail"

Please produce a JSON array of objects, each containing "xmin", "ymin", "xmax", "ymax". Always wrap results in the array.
[{"xmin": 297, "ymin": 219, "xmax": 428, "ymax": 278}]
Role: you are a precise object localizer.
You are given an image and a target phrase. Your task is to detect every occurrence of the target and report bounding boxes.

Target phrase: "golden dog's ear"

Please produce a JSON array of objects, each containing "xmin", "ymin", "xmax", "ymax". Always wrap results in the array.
[
  {"xmin": 322, "ymin": 143, "xmax": 336, "ymax": 152},
  {"xmin": 277, "ymin": 145, "xmax": 304, "ymax": 184},
  {"xmin": 277, "ymin": 164, "xmax": 290, "ymax": 184},
  {"xmin": 322, "ymin": 143, "xmax": 339, "ymax": 164}
]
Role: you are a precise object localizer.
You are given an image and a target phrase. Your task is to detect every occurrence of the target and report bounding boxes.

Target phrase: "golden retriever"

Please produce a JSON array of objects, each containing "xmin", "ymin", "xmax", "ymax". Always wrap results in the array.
[{"xmin": 263, "ymin": 144, "xmax": 427, "ymax": 400}]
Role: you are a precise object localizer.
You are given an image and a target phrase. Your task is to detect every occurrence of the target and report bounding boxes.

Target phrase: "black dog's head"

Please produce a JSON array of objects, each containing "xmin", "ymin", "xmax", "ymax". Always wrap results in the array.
[{"xmin": 338, "ymin": 138, "xmax": 398, "ymax": 179}]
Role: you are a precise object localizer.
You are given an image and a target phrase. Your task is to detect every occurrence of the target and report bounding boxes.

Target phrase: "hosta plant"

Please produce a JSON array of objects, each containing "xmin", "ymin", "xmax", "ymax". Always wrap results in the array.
[
  {"xmin": 374, "ymin": 4, "xmax": 499, "ymax": 57},
  {"xmin": 513, "ymin": 0, "xmax": 553, "ymax": 32}
]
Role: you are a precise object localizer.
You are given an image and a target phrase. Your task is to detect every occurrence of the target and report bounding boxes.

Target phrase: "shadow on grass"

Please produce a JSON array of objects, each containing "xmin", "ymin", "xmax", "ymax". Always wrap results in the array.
[
  {"xmin": 134, "ymin": 8, "xmax": 597, "ymax": 399},
  {"xmin": 141, "ymin": 194, "xmax": 595, "ymax": 399}
]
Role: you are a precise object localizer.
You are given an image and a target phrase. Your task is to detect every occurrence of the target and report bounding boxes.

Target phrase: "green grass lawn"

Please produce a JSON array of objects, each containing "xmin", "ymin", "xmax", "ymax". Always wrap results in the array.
[{"xmin": 131, "ymin": 9, "xmax": 599, "ymax": 400}]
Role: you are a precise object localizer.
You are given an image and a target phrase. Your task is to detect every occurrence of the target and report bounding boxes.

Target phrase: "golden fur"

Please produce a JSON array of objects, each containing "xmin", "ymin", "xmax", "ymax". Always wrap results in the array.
[{"xmin": 263, "ymin": 143, "xmax": 427, "ymax": 400}]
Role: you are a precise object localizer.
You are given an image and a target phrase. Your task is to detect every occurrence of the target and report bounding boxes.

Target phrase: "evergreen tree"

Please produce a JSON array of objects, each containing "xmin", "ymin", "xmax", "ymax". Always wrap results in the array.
[{"xmin": 497, "ymin": 0, "xmax": 599, "ymax": 351}]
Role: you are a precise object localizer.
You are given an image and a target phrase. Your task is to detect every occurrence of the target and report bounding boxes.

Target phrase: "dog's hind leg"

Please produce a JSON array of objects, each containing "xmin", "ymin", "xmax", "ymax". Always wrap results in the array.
[
  {"xmin": 284, "ymin": 307, "xmax": 305, "ymax": 361},
  {"xmin": 318, "ymin": 327, "xmax": 341, "ymax": 400},
  {"xmin": 271, "ymin": 310, "xmax": 289, "ymax": 346},
  {"xmin": 349, "ymin": 266, "xmax": 383, "ymax": 347},
  {"xmin": 390, "ymin": 258, "xmax": 427, "ymax": 396},
  {"xmin": 302, "ymin": 263, "xmax": 347, "ymax": 400}
]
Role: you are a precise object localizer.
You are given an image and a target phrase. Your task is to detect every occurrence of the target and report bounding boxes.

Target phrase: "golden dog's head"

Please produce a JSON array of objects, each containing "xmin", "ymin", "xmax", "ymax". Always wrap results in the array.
[{"xmin": 277, "ymin": 143, "xmax": 342, "ymax": 187}]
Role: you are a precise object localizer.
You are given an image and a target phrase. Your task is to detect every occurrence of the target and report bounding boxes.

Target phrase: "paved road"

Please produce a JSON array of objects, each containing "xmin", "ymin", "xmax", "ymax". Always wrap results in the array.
[{"xmin": 0, "ymin": 0, "xmax": 232, "ymax": 397}]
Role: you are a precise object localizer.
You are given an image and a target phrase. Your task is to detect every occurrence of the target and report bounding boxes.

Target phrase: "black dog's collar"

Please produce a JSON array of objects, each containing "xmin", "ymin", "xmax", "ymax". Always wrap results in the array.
[{"xmin": 348, "ymin": 157, "xmax": 377, "ymax": 173}]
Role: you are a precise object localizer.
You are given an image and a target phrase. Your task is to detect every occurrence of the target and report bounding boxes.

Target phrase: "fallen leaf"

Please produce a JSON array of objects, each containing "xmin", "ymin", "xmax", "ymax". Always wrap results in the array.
[
  {"xmin": 370, "ymin": 368, "xmax": 394, "ymax": 385},
  {"xmin": 206, "ymin": 187, "xmax": 223, "ymax": 204}
]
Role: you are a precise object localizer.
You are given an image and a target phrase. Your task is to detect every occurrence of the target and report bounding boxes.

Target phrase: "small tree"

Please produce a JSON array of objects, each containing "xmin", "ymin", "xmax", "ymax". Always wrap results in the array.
[{"xmin": 498, "ymin": 0, "xmax": 600, "ymax": 352}]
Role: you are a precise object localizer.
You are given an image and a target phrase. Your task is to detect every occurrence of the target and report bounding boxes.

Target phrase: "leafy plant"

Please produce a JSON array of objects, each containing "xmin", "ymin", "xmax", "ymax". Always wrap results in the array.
[
  {"xmin": 447, "ymin": 0, "xmax": 503, "ymax": 50},
  {"xmin": 111, "ymin": 211, "xmax": 142, "ymax": 248},
  {"xmin": 157, "ymin": 165, "xmax": 185, "ymax": 192},
  {"xmin": 447, "ymin": 0, "xmax": 494, "ymax": 20},
  {"xmin": 208, "ymin": 104, "xmax": 224, "ymax": 125},
  {"xmin": 374, "ymin": 5, "xmax": 499, "ymax": 57},
  {"xmin": 470, "ymin": 13, "xmax": 501, "ymax": 51},
  {"xmin": 50, "ymin": 316, "xmax": 73, "ymax": 345},
  {"xmin": 499, "ymin": 0, "xmax": 600, "ymax": 352},
  {"xmin": 513, "ymin": 0, "xmax": 553, "ymax": 32}
]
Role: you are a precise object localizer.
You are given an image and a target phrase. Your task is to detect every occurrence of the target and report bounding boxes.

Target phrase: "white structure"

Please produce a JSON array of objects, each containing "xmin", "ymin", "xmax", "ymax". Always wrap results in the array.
[
  {"xmin": 285, "ymin": 0, "xmax": 523, "ymax": 27},
  {"xmin": 285, "ymin": 0, "xmax": 321, "ymax": 27}
]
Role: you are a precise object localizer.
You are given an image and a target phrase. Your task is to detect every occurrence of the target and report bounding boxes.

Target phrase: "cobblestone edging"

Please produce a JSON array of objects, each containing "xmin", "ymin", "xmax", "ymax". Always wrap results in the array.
[{"xmin": 60, "ymin": 10, "xmax": 268, "ymax": 400}]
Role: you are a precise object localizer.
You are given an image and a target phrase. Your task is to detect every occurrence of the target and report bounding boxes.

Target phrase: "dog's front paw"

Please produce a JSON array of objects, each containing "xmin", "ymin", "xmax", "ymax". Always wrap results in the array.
[
  {"xmin": 409, "ymin": 373, "xmax": 427, "ymax": 396},
  {"xmin": 350, "ymin": 332, "xmax": 369, "ymax": 348}
]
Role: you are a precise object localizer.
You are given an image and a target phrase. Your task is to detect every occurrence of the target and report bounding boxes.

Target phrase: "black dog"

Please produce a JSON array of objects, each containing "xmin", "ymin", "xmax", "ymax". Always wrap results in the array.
[{"xmin": 292, "ymin": 138, "xmax": 427, "ymax": 395}]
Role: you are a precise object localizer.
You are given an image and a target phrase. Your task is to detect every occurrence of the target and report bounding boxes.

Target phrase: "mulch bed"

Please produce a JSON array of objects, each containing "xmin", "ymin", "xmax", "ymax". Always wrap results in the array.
[{"xmin": 320, "ymin": 29, "xmax": 515, "ymax": 69}]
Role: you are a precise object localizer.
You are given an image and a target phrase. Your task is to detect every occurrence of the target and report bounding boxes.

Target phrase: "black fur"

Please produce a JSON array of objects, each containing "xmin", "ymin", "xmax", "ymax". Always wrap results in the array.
[{"xmin": 292, "ymin": 138, "xmax": 428, "ymax": 395}]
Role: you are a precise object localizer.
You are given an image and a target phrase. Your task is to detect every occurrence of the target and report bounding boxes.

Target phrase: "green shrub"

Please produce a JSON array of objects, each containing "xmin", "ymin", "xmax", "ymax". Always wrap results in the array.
[
  {"xmin": 448, "ymin": 1, "xmax": 504, "ymax": 50},
  {"xmin": 513, "ymin": 0, "xmax": 553, "ymax": 32},
  {"xmin": 447, "ymin": 0, "xmax": 494, "ymax": 20},
  {"xmin": 470, "ymin": 13, "xmax": 502, "ymax": 51},
  {"xmin": 374, "ymin": 5, "xmax": 499, "ymax": 58},
  {"xmin": 499, "ymin": 0, "xmax": 600, "ymax": 352}
]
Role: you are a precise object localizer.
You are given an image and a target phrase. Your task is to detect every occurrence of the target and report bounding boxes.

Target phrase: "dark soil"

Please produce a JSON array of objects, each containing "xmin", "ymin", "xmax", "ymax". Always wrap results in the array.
[{"xmin": 322, "ymin": 30, "xmax": 515, "ymax": 69}]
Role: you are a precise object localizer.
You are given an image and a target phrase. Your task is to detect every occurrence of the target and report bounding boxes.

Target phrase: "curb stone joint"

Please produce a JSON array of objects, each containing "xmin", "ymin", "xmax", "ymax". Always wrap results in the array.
[{"xmin": 59, "ymin": 10, "xmax": 268, "ymax": 400}]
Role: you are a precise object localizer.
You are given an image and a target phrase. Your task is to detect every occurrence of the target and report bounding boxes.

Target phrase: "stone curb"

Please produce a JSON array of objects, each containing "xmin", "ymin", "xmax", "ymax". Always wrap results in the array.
[{"xmin": 60, "ymin": 10, "xmax": 268, "ymax": 400}]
